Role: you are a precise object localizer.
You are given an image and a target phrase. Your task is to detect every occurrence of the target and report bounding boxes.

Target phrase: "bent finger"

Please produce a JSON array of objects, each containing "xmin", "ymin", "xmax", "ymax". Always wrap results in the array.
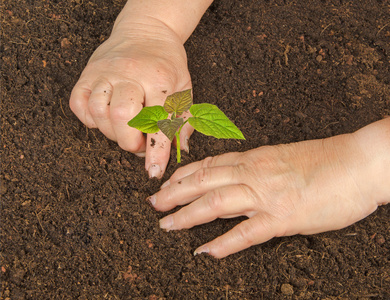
[
  {"xmin": 110, "ymin": 81, "xmax": 146, "ymax": 154},
  {"xmin": 69, "ymin": 82, "xmax": 96, "ymax": 128},
  {"xmin": 159, "ymin": 184, "xmax": 256, "ymax": 231},
  {"xmin": 88, "ymin": 80, "xmax": 116, "ymax": 140}
]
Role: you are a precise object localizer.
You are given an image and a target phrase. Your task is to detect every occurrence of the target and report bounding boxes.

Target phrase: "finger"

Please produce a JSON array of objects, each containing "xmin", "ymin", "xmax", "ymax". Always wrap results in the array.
[
  {"xmin": 160, "ymin": 152, "xmax": 243, "ymax": 189},
  {"xmin": 145, "ymin": 110, "xmax": 194, "ymax": 179},
  {"xmin": 69, "ymin": 82, "xmax": 96, "ymax": 128},
  {"xmin": 159, "ymin": 184, "xmax": 256, "ymax": 231},
  {"xmin": 110, "ymin": 81, "xmax": 146, "ymax": 154},
  {"xmin": 88, "ymin": 80, "xmax": 116, "ymax": 140},
  {"xmin": 144, "ymin": 87, "xmax": 176, "ymax": 178},
  {"xmin": 151, "ymin": 164, "xmax": 243, "ymax": 211},
  {"xmin": 146, "ymin": 132, "xmax": 171, "ymax": 178},
  {"xmin": 194, "ymin": 215, "xmax": 280, "ymax": 258}
]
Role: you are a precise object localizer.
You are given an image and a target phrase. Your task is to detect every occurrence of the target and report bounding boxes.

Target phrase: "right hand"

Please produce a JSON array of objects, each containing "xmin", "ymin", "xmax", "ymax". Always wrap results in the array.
[
  {"xmin": 151, "ymin": 130, "xmax": 385, "ymax": 258},
  {"xmin": 69, "ymin": 18, "xmax": 194, "ymax": 178}
]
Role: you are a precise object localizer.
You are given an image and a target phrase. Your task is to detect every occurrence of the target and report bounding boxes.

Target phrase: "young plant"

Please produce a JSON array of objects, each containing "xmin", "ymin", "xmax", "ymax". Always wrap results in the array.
[{"xmin": 127, "ymin": 89, "xmax": 245, "ymax": 163}]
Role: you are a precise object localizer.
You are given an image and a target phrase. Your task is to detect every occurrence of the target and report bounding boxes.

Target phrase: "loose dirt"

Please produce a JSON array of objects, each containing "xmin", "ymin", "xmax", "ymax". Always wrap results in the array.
[{"xmin": 1, "ymin": 0, "xmax": 389, "ymax": 299}]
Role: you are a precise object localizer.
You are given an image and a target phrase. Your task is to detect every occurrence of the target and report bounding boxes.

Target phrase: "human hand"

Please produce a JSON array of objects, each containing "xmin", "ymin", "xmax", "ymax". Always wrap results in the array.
[
  {"xmin": 149, "ymin": 133, "xmax": 384, "ymax": 258},
  {"xmin": 69, "ymin": 18, "xmax": 193, "ymax": 178}
]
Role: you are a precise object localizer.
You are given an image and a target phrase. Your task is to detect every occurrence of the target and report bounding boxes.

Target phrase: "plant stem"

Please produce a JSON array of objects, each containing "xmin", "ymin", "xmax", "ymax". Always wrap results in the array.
[
  {"xmin": 175, "ymin": 121, "xmax": 188, "ymax": 164},
  {"xmin": 175, "ymin": 131, "xmax": 181, "ymax": 163}
]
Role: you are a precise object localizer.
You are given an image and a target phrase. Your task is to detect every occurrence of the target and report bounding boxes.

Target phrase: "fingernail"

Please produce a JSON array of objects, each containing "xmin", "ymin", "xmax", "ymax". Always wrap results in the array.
[
  {"xmin": 160, "ymin": 179, "xmax": 170, "ymax": 189},
  {"xmin": 147, "ymin": 195, "xmax": 156, "ymax": 206},
  {"xmin": 135, "ymin": 152, "xmax": 146, "ymax": 158},
  {"xmin": 184, "ymin": 136, "xmax": 189, "ymax": 153},
  {"xmin": 149, "ymin": 164, "xmax": 161, "ymax": 178},
  {"xmin": 159, "ymin": 215, "xmax": 174, "ymax": 231},
  {"xmin": 194, "ymin": 245, "xmax": 210, "ymax": 256}
]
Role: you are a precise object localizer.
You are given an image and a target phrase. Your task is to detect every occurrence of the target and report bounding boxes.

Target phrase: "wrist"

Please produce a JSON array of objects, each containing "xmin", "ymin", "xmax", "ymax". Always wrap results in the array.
[
  {"xmin": 351, "ymin": 118, "xmax": 390, "ymax": 206},
  {"xmin": 112, "ymin": 15, "xmax": 183, "ymax": 46},
  {"xmin": 114, "ymin": 0, "xmax": 213, "ymax": 43}
]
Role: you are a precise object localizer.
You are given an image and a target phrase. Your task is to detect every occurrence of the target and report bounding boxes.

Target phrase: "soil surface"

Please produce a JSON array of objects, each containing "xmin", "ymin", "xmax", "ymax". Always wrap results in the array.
[{"xmin": 1, "ymin": 0, "xmax": 389, "ymax": 299}]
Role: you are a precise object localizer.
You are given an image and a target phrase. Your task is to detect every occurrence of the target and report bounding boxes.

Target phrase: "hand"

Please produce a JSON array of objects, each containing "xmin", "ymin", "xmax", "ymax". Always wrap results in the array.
[
  {"xmin": 69, "ymin": 18, "xmax": 193, "ymax": 178},
  {"xmin": 149, "ymin": 133, "xmax": 382, "ymax": 258}
]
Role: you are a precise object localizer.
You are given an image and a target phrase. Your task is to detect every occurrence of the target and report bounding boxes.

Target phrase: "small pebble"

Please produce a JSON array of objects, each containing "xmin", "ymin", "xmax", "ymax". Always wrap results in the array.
[
  {"xmin": 376, "ymin": 234, "xmax": 385, "ymax": 245},
  {"xmin": 61, "ymin": 38, "xmax": 72, "ymax": 48},
  {"xmin": 281, "ymin": 283, "xmax": 294, "ymax": 295},
  {"xmin": 0, "ymin": 183, "xmax": 7, "ymax": 195}
]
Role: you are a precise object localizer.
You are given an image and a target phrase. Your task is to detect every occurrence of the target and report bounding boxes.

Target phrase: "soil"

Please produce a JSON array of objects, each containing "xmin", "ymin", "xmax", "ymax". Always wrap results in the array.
[{"xmin": 1, "ymin": 0, "xmax": 389, "ymax": 299}]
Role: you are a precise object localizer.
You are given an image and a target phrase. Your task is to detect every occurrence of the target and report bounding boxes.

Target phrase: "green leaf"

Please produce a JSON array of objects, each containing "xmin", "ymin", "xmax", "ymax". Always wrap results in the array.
[
  {"xmin": 163, "ymin": 89, "xmax": 193, "ymax": 115},
  {"xmin": 188, "ymin": 103, "xmax": 245, "ymax": 139},
  {"xmin": 127, "ymin": 106, "xmax": 168, "ymax": 133},
  {"xmin": 157, "ymin": 118, "xmax": 184, "ymax": 141}
]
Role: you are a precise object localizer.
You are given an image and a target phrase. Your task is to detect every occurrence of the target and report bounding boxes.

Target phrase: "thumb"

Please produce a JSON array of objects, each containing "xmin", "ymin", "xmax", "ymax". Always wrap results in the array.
[
  {"xmin": 144, "ymin": 85, "xmax": 193, "ymax": 178},
  {"xmin": 145, "ymin": 131, "xmax": 171, "ymax": 179}
]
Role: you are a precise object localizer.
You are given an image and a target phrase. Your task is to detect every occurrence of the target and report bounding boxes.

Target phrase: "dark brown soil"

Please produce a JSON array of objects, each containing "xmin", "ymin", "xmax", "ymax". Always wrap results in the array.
[{"xmin": 1, "ymin": 0, "xmax": 389, "ymax": 299}]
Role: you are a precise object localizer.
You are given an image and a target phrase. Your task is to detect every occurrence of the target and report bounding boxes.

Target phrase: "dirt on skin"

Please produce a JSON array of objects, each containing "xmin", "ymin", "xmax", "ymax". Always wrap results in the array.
[{"xmin": 1, "ymin": 0, "xmax": 389, "ymax": 299}]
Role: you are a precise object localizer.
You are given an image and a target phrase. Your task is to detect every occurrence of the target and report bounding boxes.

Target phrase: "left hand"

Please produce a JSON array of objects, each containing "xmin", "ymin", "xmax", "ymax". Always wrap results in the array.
[
  {"xmin": 69, "ymin": 17, "xmax": 193, "ymax": 178},
  {"xmin": 148, "ymin": 133, "xmax": 381, "ymax": 258}
]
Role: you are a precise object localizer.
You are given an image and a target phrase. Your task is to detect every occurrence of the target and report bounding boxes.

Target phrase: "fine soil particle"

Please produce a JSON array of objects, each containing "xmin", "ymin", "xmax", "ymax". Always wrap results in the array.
[
  {"xmin": 281, "ymin": 283, "xmax": 294, "ymax": 296},
  {"xmin": 1, "ymin": 0, "xmax": 389, "ymax": 299},
  {"xmin": 151, "ymin": 138, "xmax": 156, "ymax": 148}
]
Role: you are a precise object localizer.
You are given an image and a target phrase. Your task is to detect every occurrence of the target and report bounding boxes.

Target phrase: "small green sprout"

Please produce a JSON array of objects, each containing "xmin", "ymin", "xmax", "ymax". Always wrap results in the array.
[{"xmin": 127, "ymin": 89, "xmax": 245, "ymax": 163}]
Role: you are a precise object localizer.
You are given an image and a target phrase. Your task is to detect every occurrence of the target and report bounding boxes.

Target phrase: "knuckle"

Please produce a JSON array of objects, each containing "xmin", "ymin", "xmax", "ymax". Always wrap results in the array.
[
  {"xmin": 235, "ymin": 222, "xmax": 256, "ymax": 247},
  {"xmin": 238, "ymin": 184, "xmax": 257, "ymax": 208},
  {"xmin": 201, "ymin": 156, "xmax": 215, "ymax": 169},
  {"xmin": 194, "ymin": 167, "xmax": 210, "ymax": 186},
  {"xmin": 168, "ymin": 169, "xmax": 180, "ymax": 183},
  {"xmin": 110, "ymin": 103, "xmax": 133, "ymax": 121},
  {"xmin": 88, "ymin": 103, "xmax": 107, "ymax": 119},
  {"xmin": 241, "ymin": 147, "xmax": 274, "ymax": 168},
  {"xmin": 230, "ymin": 162, "xmax": 245, "ymax": 181},
  {"xmin": 205, "ymin": 189, "xmax": 224, "ymax": 211},
  {"xmin": 91, "ymin": 77, "xmax": 113, "ymax": 93}
]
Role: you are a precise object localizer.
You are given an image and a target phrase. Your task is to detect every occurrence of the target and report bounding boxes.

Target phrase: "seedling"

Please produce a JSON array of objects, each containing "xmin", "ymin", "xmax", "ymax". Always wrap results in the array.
[{"xmin": 128, "ymin": 89, "xmax": 245, "ymax": 163}]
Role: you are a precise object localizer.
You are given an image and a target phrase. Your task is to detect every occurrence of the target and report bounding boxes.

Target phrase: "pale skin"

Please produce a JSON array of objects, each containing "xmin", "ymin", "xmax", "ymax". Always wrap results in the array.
[{"xmin": 70, "ymin": 0, "xmax": 390, "ymax": 258}]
